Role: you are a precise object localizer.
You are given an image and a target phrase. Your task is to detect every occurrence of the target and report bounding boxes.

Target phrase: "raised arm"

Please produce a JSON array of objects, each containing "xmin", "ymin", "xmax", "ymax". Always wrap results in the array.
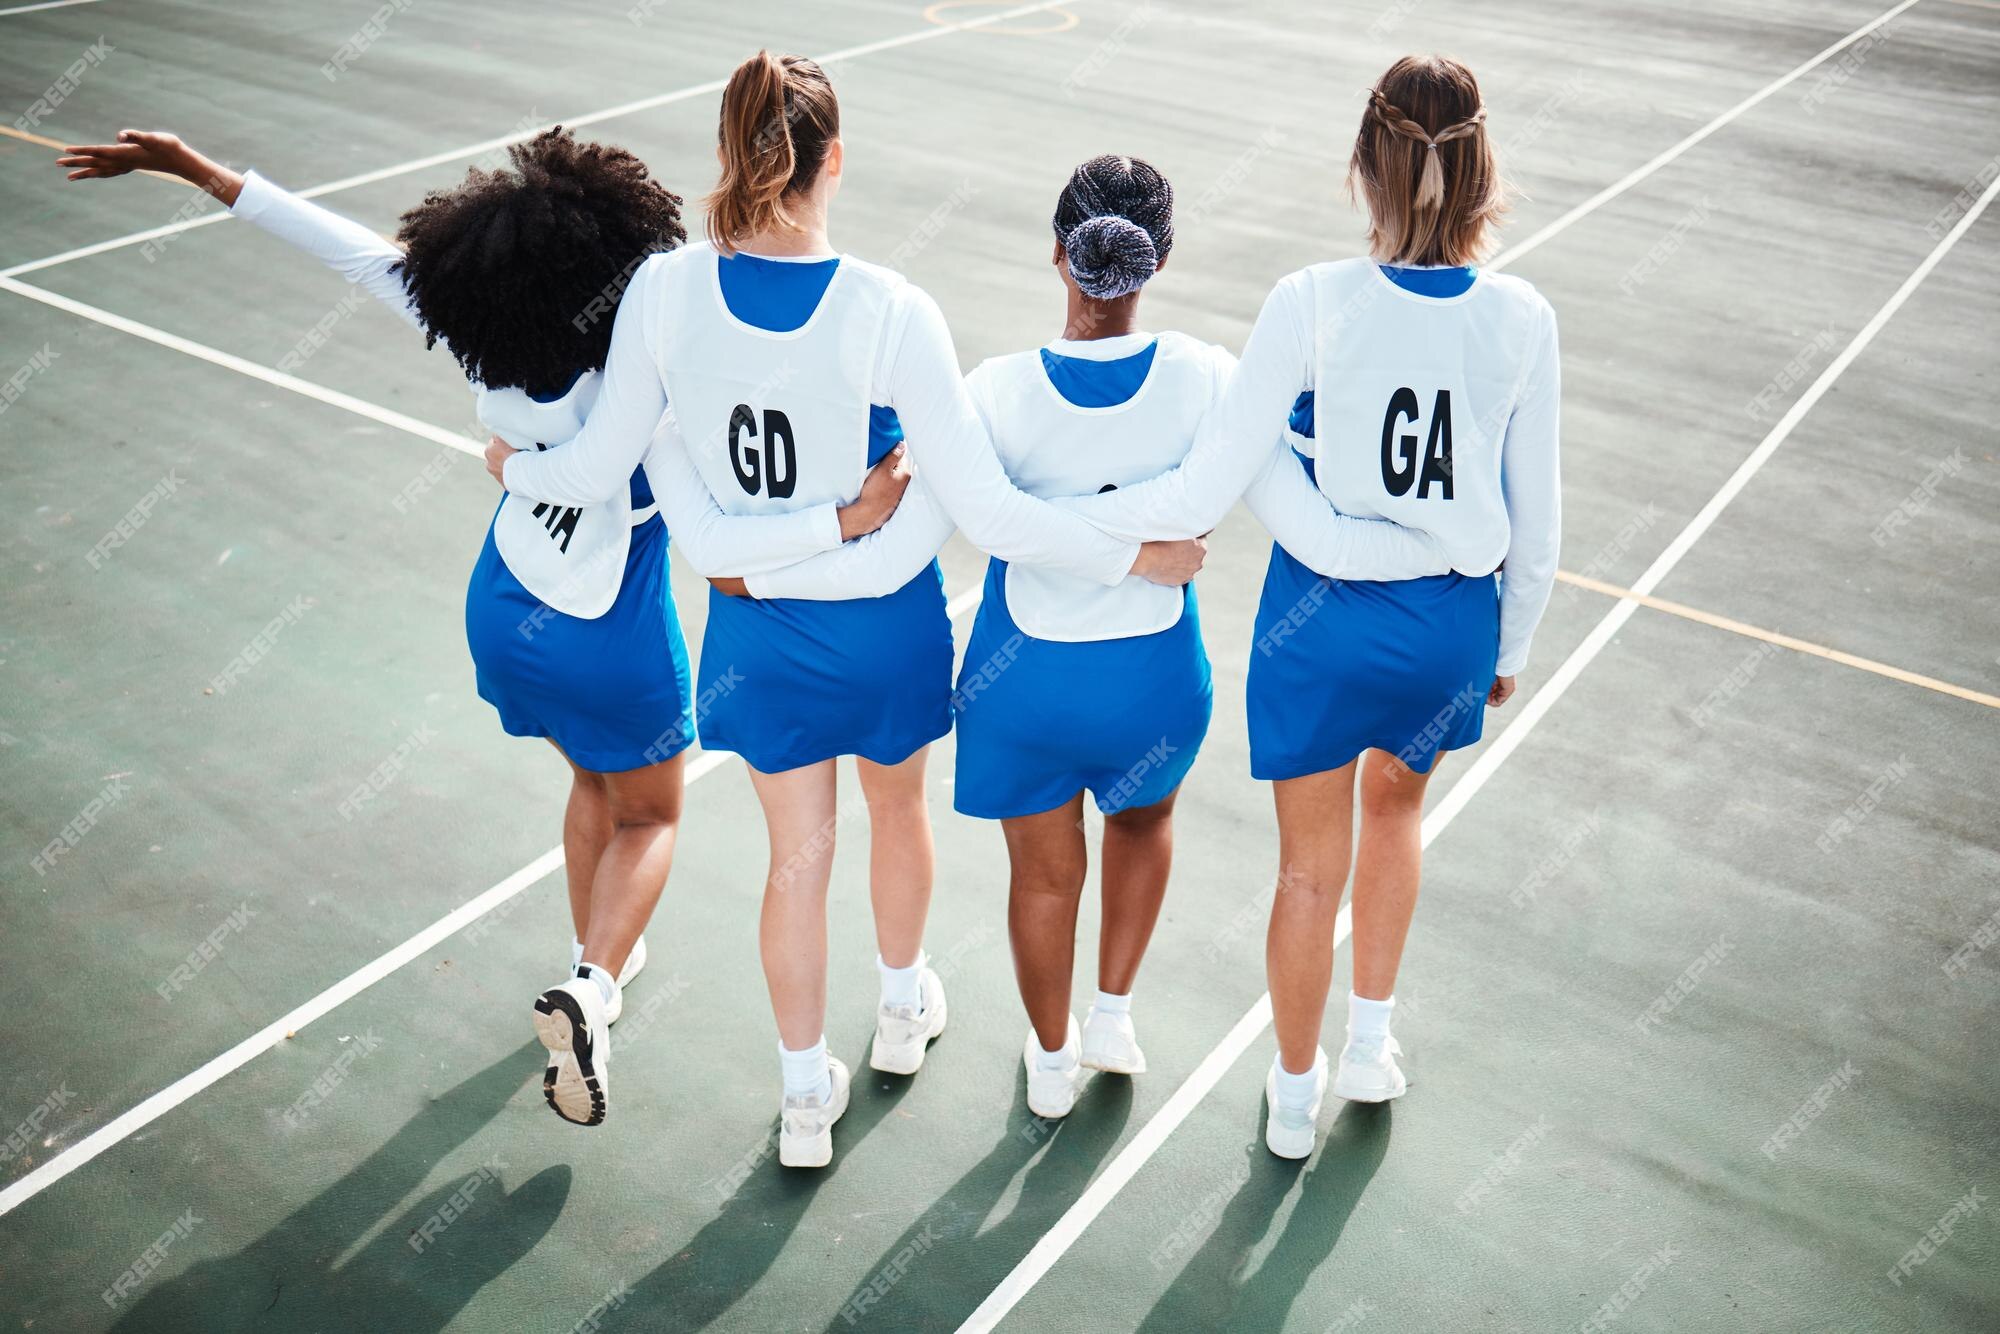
[
  {"xmin": 499, "ymin": 259, "xmax": 668, "ymax": 507},
  {"xmin": 1059, "ymin": 273, "xmax": 1315, "ymax": 541},
  {"xmin": 884, "ymin": 288, "xmax": 1192, "ymax": 588},
  {"xmin": 1495, "ymin": 300, "xmax": 1562, "ymax": 676},
  {"xmin": 60, "ymin": 130, "xmax": 418, "ymax": 328}
]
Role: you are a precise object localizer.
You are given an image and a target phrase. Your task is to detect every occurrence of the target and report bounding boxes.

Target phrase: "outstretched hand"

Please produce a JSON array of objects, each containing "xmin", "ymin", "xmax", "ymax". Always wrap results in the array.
[{"xmin": 57, "ymin": 129, "xmax": 243, "ymax": 203}]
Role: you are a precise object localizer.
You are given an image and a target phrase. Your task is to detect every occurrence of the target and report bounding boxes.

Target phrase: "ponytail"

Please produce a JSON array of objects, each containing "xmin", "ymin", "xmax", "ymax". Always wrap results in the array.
[{"xmin": 704, "ymin": 50, "xmax": 839, "ymax": 253}]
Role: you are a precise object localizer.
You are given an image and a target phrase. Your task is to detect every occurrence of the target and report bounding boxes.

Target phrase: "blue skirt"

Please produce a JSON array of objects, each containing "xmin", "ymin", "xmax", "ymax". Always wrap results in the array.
[
  {"xmin": 464, "ymin": 512, "xmax": 695, "ymax": 773},
  {"xmin": 1247, "ymin": 543, "xmax": 1498, "ymax": 781},
  {"xmin": 696, "ymin": 561, "xmax": 954, "ymax": 773},
  {"xmin": 954, "ymin": 560, "xmax": 1212, "ymax": 820}
]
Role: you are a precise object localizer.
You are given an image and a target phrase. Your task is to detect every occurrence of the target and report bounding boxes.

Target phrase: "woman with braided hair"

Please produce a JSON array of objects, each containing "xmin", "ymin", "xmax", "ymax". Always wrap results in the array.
[
  {"xmin": 772, "ymin": 154, "xmax": 1446, "ymax": 1118},
  {"xmin": 1059, "ymin": 56, "xmax": 1562, "ymax": 1158}
]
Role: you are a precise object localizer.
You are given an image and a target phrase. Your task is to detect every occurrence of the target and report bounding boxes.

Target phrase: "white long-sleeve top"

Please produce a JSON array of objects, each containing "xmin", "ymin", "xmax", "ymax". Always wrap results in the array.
[
  {"xmin": 500, "ymin": 248, "xmax": 1144, "ymax": 587},
  {"xmin": 228, "ymin": 171, "xmax": 844, "ymax": 577},
  {"xmin": 1058, "ymin": 260, "xmax": 1562, "ymax": 675},
  {"xmin": 743, "ymin": 333, "xmax": 1449, "ymax": 602}
]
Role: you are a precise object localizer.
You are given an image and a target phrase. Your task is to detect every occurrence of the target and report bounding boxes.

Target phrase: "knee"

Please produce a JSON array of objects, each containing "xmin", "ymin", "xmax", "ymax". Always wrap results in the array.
[
  {"xmin": 1104, "ymin": 797, "xmax": 1174, "ymax": 835},
  {"xmin": 1275, "ymin": 858, "xmax": 1348, "ymax": 903},
  {"xmin": 1358, "ymin": 772, "xmax": 1425, "ymax": 823},
  {"xmin": 1010, "ymin": 856, "xmax": 1087, "ymax": 902},
  {"xmin": 606, "ymin": 788, "xmax": 682, "ymax": 831}
]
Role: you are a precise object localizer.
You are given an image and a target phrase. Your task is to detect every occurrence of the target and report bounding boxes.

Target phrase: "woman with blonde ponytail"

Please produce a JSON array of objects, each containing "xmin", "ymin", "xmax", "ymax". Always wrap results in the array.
[
  {"xmin": 496, "ymin": 51, "xmax": 1205, "ymax": 1166},
  {"xmin": 1060, "ymin": 55, "xmax": 1562, "ymax": 1159}
]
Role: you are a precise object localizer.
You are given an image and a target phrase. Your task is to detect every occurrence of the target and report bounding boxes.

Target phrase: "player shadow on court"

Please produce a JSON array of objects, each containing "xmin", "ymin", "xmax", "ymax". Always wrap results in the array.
[
  {"xmin": 597, "ymin": 1032, "xmax": 921, "ymax": 1332},
  {"xmin": 106, "ymin": 1042, "xmax": 569, "ymax": 1334},
  {"xmin": 1136, "ymin": 1100, "xmax": 1392, "ymax": 1333},
  {"xmin": 816, "ymin": 1066, "xmax": 1137, "ymax": 1332}
]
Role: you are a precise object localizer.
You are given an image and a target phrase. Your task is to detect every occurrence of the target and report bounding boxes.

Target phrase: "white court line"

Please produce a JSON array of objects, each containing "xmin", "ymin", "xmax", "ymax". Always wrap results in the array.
[
  {"xmin": 961, "ymin": 28, "xmax": 1995, "ymax": 1334},
  {"xmin": 1490, "ymin": 0, "xmax": 1924, "ymax": 273},
  {"xmin": 0, "ymin": 275, "xmax": 487, "ymax": 456},
  {"xmin": 0, "ymin": 0, "xmax": 1087, "ymax": 280},
  {"xmin": 0, "ymin": 0, "xmax": 109, "ymax": 16}
]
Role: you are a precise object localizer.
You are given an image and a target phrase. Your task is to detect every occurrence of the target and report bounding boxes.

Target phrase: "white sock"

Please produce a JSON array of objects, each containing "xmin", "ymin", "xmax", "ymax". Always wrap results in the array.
[
  {"xmin": 1093, "ymin": 989, "xmax": 1132, "ymax": 1017},
  {"xmin": 570, "ymin": 938, "xmax": 584, "ymax": 973},
  {"xmin": 1272, "ymin": 1051, "xmax": 1324, "ymax": 1109},
  {"xmin": 780, "ymin": 1037, "xmax": 832, "ymax": 1102},
  {"xmin": 1348, "ymin": 992, "xmax": 1395, "ymax": 1047},
  {"xmin": 878, "ymin": 952, "xmax": 925, "ymax": 1010},
  {"xmin": 1036, "ymin": 1028, "xmax": 1077, "ymax": 1072},
  {"xmin": 577, "ymin": 962, "xmax": 618, "ymax": 1010}
]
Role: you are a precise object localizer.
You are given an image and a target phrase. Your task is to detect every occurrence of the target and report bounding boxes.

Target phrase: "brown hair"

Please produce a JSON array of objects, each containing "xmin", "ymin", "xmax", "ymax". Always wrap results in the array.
[
  {"xmin": 704, "ymin": 50, "xmax": 840, "ymax": 254},
  {"xmin": 1348, "ymin": 55, "xmax": 1507, "ymax": 267}
]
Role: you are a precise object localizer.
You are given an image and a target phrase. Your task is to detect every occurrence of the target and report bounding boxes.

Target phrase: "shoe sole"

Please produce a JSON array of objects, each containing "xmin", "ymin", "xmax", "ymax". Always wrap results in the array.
[
  {"xmin": 1026, "ymin": 1086, "xmax": 1077, "ymax": 1119},
  {"xmin": 1331, "ymin": 1069, "xmax": 1408, "ymax": 1103},
  {"xmin": 870, "ymin": 996, "xmax": 949, "ymax": 1076},
  {"xmin": 533, "ymin": 989, "xmax": 606, "ymax": 1127},
  {"xmin": 1079, "ymin": 1040, "xmax": 1146, "ymax": 1076},
  {"xmin": 779, "ymin": 1080, "xmax": 850, "ymax": 1169}
]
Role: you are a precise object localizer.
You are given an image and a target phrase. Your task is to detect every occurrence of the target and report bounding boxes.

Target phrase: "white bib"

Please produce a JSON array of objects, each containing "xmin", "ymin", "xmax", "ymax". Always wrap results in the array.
[
  {"xmin": 482, "ymin": 375, "xmax": 654, "ymax": 621},
  {"xmin": 654, "ymin": 244, "xmax": 897, "ymax": 517},
  {"xmin": 969, "ymin": 332, "xmax": 1224, "ymax": 642},
  {"xmin": 1305, "ymin": 259, "xmax": 1542, "ymax": 572}
]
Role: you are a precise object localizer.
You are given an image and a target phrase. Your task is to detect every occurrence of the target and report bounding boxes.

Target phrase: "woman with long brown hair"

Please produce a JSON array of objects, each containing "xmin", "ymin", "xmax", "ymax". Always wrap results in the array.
[
  {"xmin": 493, "ymin": 51, "xmax": 1205, "ymax": 1165},
  {"xmin": 1060, "ymin": 55, "xmax": 1562, "ymax": 1158}
]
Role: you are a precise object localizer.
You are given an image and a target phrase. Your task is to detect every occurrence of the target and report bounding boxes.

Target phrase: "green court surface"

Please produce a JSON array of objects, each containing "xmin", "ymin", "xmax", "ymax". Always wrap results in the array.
[{"xmin": 2, "ymin": 0, "xmax": 1996, "ymax": 1330}]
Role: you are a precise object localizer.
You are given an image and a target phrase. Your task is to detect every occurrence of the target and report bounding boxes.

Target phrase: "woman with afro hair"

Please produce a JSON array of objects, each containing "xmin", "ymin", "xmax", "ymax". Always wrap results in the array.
[{"xmin": 60, "ymin": 126, "xmax": 910, "ymax": 1128}]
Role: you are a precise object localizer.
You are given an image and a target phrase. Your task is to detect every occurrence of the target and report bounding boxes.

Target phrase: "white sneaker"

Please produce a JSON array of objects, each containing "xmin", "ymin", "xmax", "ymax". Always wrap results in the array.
[
  {"xmin": 1332, "ymin": 1034, "xmax": 1408, "ymax": 1103},
  {"xmin": 1080, "ymin": 1005, "xmax": 1146, "ymax": 1075},
  {"xmin": 779, "ymin": 1056, "xmax": 851, "ymax": 1169},
  {"xmin": 532, "ymin": 974, "xmax": 610, "ymax": 1126},
  {"xmin": 1264, "ymin": 1048, "xmax": 1328, "ymax": 1160},
  {"xmin": 1023, "ymin": 1017, "xmax": 1083, "ymax": 1119},
  {"xmin": 569, "ymin": 935, "xmax": 648, "ymax": 1025},
  {"xmin": 870, "ymin": 966, "xmax": 948, "ymax": 1075}
]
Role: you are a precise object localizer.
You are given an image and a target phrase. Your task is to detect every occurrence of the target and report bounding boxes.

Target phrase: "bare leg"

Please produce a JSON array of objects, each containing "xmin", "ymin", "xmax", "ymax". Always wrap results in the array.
[
  {"xmin": 576, "ymin": 753, "xmax": 685, "ymax": 979},
  {"xmin": 855, "ymin": 748, "xmax": 933, "ymax": 970},
  {"xmin": 1003, "ymin": 795, "xmax": 1089, "ymax": 1053},
  {"xmin": 1267, "ymin": 763, "xmax": 1359, "ymax": 1074},
  {"xmin": 1350, "ymin": 750, "xmax": 1437, "ymax": 1001},
  {"xmin": 551, "ymin": 742, "xmax": 612, "ymax": 946},
  {"xmin": 1097, "ymin": 788, "xmax": 1180, "ymax": 996},
  {"xmin": 748, "ymin": 759, "xmax": 840, "ymax": 1051}
]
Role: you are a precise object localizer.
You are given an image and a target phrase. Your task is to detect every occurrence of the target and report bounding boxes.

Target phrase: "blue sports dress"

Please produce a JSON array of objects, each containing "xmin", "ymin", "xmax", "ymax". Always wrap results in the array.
[{"xmin": 691, "ymin": 255, "xmax": 955, "ymax": 773}]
